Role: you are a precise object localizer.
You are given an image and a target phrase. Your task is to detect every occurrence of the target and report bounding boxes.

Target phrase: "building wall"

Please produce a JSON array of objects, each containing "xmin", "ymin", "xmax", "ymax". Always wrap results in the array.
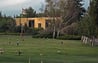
[{"xmin": 15, "ymin": 17, "xmax": 51, "ymax": 29}]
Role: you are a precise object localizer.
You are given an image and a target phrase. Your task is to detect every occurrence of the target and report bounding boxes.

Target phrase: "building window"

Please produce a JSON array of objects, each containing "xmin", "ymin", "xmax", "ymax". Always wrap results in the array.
[
  {"xmin": 45, "ymin": 19, "xmax": 51, "ymax": 28},
  {"xmin": 29, "ymin": 20, "xmax": 34, "ymax": 28},
  {"xmin": 38, "ymin": 23, "xmax": 41, "ymax": 28}
]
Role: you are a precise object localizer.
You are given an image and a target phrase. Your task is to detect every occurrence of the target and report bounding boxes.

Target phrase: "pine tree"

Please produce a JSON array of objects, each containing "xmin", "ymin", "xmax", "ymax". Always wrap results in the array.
[
  {"xmin": 0, "ymin": 12, "xmax": 2, "ymax": 18},
  {"xmin": 94, "ymin": 0, "xmax": 98, "ymax": 25},
  {"xmin": 89, "ymin": 0, "xmax": 98, "ymax": 25},
  {"xmin": 89, "ymin": 0, "xmax": 98, "ymax": 36},
  {"xmin": 79, "ymin": 0, "xmax": 98, "ymax": 37},
  {"xmin": 65, "ymin": 0, "xmax": 85, "ymax": 23}
]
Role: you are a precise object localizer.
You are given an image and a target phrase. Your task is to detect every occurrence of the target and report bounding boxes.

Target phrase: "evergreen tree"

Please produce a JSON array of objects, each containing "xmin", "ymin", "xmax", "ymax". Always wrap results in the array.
[
  {"xmin": 79, "ymin": 0, "xmax": 98, "ymax": 37},
  {"xmin": 65, "ymin": 0, "xmax": 85, "ymax": 23},
  {"xmin": 21, "ymin": 7, "xmax": 37, "ymax": 18},
  {"xmin": 88, "ymin": 0, "xmax": 98, "ymax": 36},
  {"xmin": 94, "ymin": 0, "xmax": 98, "ymax": 25},
  {"xmin": 89, "ymin": 0, "xmax": 98, "ymax": 25},
  {"xmin": 0, "ymin": 12, "xmax": 2, "ymax": 18}
]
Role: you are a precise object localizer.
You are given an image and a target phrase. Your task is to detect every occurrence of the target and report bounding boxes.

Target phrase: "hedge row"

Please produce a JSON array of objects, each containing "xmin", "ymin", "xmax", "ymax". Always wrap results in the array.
[
  {"xmin": 32, "ymin": 34, "xmax": 52, "ymax": 38},
  {"xmin": 33, "ymin": 34, "xmax": 81, "ymax": 40},
  {"xmin": 57, "ymin": 35, "xmax": 81, "ymax": 40},
  {"xmin": 0, "ymin": 33, "xmax": 33, "ymax": 35},
  {"xmin": 0, "ymin": 33, "xmax": 81, "ymax": 40}
]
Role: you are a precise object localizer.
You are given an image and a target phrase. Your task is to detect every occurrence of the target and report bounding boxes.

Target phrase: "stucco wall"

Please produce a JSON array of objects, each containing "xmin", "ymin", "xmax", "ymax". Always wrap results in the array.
[{"xmin": 15, "ymin": 17, "xmax": 50, "ymax": 29}]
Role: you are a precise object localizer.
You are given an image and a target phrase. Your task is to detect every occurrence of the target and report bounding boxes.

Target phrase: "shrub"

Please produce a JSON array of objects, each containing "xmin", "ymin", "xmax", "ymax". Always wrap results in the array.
[
  {"xmin": 32, "ymin": 33, "xmax": 52, "ymax": 38},
  {"xmin": 57, "ymin": 35, "xmax": 81, "ymax": 40}
]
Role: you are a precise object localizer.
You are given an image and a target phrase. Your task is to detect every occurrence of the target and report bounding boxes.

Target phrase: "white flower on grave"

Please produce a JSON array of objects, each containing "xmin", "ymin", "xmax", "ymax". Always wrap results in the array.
[
  {"xmin": 40, "ymin": 53, "xmax": 43, "ymax": 56},
  {"xmin": 57, "ymin": 50, "xmax": 61, "ymax": 54}
]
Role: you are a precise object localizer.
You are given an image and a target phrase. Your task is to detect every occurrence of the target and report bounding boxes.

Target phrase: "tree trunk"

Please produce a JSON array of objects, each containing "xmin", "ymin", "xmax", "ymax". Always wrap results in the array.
[
  {"xmin": 57, "ymin": 29, "xmax": 60, "ymax": 38},
  {"xmin": 53, "ymin": 26, "xmax": 56, "ymax": 39}
]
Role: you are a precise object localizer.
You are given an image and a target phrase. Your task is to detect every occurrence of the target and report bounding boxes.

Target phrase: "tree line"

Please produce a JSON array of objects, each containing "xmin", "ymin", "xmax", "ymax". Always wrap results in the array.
[{"xmin": 0, "ymin": 12, "xmax": 16, "ymax": 33}]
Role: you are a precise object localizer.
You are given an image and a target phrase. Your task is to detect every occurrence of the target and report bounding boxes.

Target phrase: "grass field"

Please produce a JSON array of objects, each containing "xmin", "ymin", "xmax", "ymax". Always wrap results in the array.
[{"xmin": 0, "ymin": 35, "xmax": 98, "ymax": 63}]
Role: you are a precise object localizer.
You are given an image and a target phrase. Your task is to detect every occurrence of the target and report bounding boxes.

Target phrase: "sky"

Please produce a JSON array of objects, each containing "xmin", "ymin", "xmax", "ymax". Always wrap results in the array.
[{"xmin": 0, "ymin": 0, "xmax": 90, "ymax": 16}]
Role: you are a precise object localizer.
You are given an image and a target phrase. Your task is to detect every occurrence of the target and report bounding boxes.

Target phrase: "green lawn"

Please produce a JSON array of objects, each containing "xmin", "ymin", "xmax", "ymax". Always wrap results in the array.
[{"xmin": 0, "ymin": 35, "xmax": 98, "ymax": 63}]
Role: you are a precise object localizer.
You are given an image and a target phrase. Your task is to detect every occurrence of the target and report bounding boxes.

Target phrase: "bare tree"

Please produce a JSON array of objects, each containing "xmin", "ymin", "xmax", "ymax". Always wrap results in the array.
[{"xmin": 44, "ymin": 0, "xmax": 85, "ymax": 38}]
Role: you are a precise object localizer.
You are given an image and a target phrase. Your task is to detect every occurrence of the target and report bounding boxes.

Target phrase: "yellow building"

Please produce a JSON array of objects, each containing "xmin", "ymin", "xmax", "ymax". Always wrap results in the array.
[{"xmin": 15, "ymin": 17, "xmax": 52, "ymax": 29}]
